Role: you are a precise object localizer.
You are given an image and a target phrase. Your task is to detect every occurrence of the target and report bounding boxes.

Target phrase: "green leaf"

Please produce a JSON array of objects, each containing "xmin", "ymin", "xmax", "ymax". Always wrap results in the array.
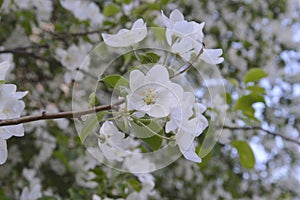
[
  {"xmin": 103, "ymin": 4, "xmax": 120, "ymax": 17},
  {"xmin": 88, "ymin": 92, "xmax": 99, "ymax": 108},
  {"xmin": 234, "ymin": 93, "xmax": 265, "ymax": 120},
  {"xmin": 131, "ymin": 119, "xmax": 163, "ymax": 151},
  {"xmin": 0, "ymin": 80, "xmax": 6, "ymax": 85},
  {"xmin": 244, "ymin": 68, "xmax": 267, "ymax": 84},
  {"xmin": 222, "ymin": 92, "xmax": 232, "ymax": 104},
  {"xmin": 128, "ymin": 178, "xmax": 142, "ymax": 192},
  {"xmin": 228, "ymin": 78, "xmax": 239, "ymax": 87},
  {"xmin": 196, "ymin": 144, "xmax": 213, "ymax": 168},
  {"xmin": 231, "ymin": 140, "xmax": 255, "ymax": 169},
  {"xmin": 121, "ymin": 0, "xmax": 131, "ymax": 4},
  {"xmin": 99, "ymin": 74, "xmax": 129, "ymax": 88},
  {"xmin": 52, "ymin": 150, "xmax": 71, "ymax": 172},
  {"xmin": 80, "ymin": 111, "xmax": 108, "ymax": 142},
  {"xmin": 246, "ymin": 85, "xmax": 266, "ymax": 94},
  {"xmin": 140, "ymin": 52, "xmax": 161, "ymax": 64}
]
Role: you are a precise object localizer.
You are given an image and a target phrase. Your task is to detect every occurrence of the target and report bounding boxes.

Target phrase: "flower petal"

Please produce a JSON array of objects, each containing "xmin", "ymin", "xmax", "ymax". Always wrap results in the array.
[
  {"xmin": 0, "ymin": 61, "xmax": 10, "ymax": 80},
  {"xmin": 0, "ymin": 139, "xmax": 7, "ymax": 165},
  {"xmin": 200, "ymin": 48, "xmax": 224, "ymax": 64},
  {"xmin": 169, "ymin": 9, "xmax": 184, "ymax": 24}
]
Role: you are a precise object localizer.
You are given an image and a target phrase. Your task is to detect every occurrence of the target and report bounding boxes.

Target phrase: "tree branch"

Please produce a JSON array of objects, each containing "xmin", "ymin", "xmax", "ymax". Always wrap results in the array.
[
  {"xmin": 223, "ymin": 125, "xmax": 300, "ymax": 145},
  {"xmin": 0, "ymin": 101, "xmax": 124, "ymax": 126}
]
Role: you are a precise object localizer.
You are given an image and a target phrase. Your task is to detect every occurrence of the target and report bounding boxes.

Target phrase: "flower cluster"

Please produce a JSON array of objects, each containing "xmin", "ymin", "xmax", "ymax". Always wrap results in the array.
[
  {"xmin": 98, "ymin": 64, "xmax": 208, "ymax": 163},
  {"xmin": 97, "ymin": 9, "xmax": 223, "ymax": 164},
  {"xmin": 0, "ymin": 61, "xmax": 27, "ymax": 165},
  {"xmin": 60, "ymin": 0, "xmax": 103, "ymax": 27},
  {"xmin": 162, "ymin": 9, "xmax": 224, "ymax": 64},
  {"xmin": 55, "ymin": 42, "xmax": 92, "ymax": 84}
]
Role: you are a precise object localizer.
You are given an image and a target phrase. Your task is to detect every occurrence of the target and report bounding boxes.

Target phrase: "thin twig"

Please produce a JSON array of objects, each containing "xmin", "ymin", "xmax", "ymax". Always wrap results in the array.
[
  {"xmin": 0, "ymin": 49, "xmax": 54, "ymax": 63},
  {"xmin": 0, "ymin": 100, "xmax": 125, "ymax": 127},
  {"xmin": 223, "ymin": 125, "xmax": 300, "ymax": 145},
  {"xmin": 170, "ymin": 44, "xmax": 204, "ymax": 79}
]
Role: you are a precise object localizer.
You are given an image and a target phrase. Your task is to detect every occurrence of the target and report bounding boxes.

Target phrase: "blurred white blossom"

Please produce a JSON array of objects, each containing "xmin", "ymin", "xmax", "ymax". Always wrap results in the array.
[{"xmin": 102, "ymin": 18, "xmax": 147, "ymax": 47}]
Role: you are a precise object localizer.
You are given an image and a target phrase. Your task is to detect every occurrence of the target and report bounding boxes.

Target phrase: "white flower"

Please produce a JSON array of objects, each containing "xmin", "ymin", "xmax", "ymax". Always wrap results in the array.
[
  {"xmin": 123, "ymin": 154, "xmax": 156, "ymax": 173},
  {"xmin": 162, "ymin": 9, "xmax": 204, "ymax": 45},
  {"xmin": 55, "ymin": 43, "xmax": 92, "ymax": 83},
  {"xmin": 60, "ymin": 0, "xmax": 103, "ymax": 26},
  {"xmin": 127, "ymin": 64, "xmax": 184, "ymax": 118},
  {"xmin": 199, "ymin": 48, "xmax": 224, "ymax": 65},
  {"xmin": 166, "ymin": 91, "xmax": 195, "ymax": 133},
  {"xmin": 175, "ymin": 128, "xmax": 201, "ymax": 163},
  {"xmin": 32, "ymin": 0, "xmax": 53, "ymax": 22},
  {"xmin": 126, "ymin": 173, "xmax": 155, "ymax": 200},
  {"xmin": 193, "ymin": 103, "xmax": 209, "ymax": 136},
  {"xmin": 162, "ymin": 9, "xmax": 224, "ymax": 65},
  {"xmin": 102, "ymin": 18, "xmax": 147, "ymax": 47},
  {"xmin": 98, "ymin": 121, "xmax": 133, "ymax": 161},
  {"xmin": 0, "ymin": 61, "xmax": 27, "ymax": 165}
]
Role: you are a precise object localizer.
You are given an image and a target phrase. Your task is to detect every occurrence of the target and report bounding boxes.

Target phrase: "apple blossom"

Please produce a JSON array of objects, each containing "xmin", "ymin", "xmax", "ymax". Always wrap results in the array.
[
  {"xmin": 127, "ymin": 64, "xmax": 184, "ymax": 118},
  {"xmin": 162, "ymin": 9, "xmax": 224, "ymax": 65},
  {"xmin": 165, "ymin": 91, "xmax": 195, "ymax": 133},
  {"xmin": 98, "ymin": 121, "xmax": 135, "ymax": 161},
  {"xmin": 0, "ymin": 61, "xmax": 27, "ymax": 165},
  {"xmin": 60, "ymin": 0, "xmax": 103, "ymax": 26},
  {"xmin": 161, "ymin": 9, "xmax": 205, "ymax": 45},
  {"xmin": 102, "ymin": 18, "xmax": 147, "ymax": 47},
  {"xmin": 175, "ymin": 128, "xmax": 201, "ymax": 163},
  {"xmin": 55, "ymin": 42, "xmax": 92, "ymax": 83}
]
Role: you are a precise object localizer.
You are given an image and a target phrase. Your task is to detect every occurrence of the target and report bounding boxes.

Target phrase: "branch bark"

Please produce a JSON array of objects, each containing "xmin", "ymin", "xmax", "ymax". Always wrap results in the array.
[
  {"xmin": 223, "ymin": 125, "xmax": 300, "ymax": 145},
  {"xmin": 0, "ymin": 103, "xmax": 122, "ymax": 126}
]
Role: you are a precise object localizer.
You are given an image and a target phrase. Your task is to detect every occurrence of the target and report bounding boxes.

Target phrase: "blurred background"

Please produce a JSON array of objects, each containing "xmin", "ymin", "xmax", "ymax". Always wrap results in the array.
[{"xmin": 0, "ymin": 0, "xmax": 300, "ymax": 199}]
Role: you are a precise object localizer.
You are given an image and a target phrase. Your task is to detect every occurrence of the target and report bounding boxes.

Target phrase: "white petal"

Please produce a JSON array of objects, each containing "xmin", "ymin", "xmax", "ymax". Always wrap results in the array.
[
  {"xmin": 1, "ymin": 125, "xmax": 25, "ymax": 139},
  {"xmin": 176, "ymin": 129, "xmax": 195, "ymax": 151},
  {"xmin": 147, "ymin": 64, "xmax": 169, "ymax": 83},
  {"xmin": 182, "ymin": 144, "xmax": 202, "ymax": 163},
  {"xmin": 132, "ymin": 18, "xmax": 145, "ymax": 30},
  {"xmin": 102, "ymin": 19, "xmax": 147, "ymax": 47},
  {"xmin": 161, "ymin": 10, "xmax": 171, "ymax": 28},
  {"xmin": 194, "ymin": 103, "xmax": 206, "ymax": 114},
  {"xmin": 169, "ymin": 9, "xmax": 184, "ymax": 24},
  {"xmin": 129, "ymin": 70, "xmax": 145, "ymax": 91},
  {"xmin": 166, "ymin": 117, "xmax": 177, "ymax": 133},
  {"xmin": 148, "ymin": 104, "xmax": 169, "ymax": 118},
  {"xmin": 200, "ymin": 48, "xmax": 224, "ymax": 64},
  {"xmin": 0, "ymin": 61, "xmax": 10, "ymax": 80},
  {"xmin": 0, "ymin": 139, "xmax": 7, "ymax": 165}
]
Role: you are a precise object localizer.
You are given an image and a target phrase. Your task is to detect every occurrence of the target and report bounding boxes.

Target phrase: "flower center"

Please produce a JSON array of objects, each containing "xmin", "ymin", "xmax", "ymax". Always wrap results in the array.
[{"xmin": 142, "ymin": 88, "xmax": 158, "ymax": 105}]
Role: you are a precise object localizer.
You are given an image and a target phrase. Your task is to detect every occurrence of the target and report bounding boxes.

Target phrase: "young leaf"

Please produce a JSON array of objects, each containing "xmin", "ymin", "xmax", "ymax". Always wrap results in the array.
[
  {"xmin": 131, "ymin": 120, "xmax": 163, "ymax": 151},
  {"xmin": 99, "ymin": 74, "xmax": 129, "ymax": 88},
  {"xmin": 0, "ymin": 80, "xmax": 6, "ymax": 85},
  {"xmin": 103, "ymin": 4, "xmax": 120, "ymax": 17},
  {"xmin": 234, "ymin": 93, "xmax": 265, "ymax": 120},
  {"xmin": 231, "ymin": 140, "xmax": 255, "ymax": 169},
  {"xmin": 140, "ymin": 52, "xmax": 161, "ymax": 64},
  {"xmin": 246, "ymin": 85, "xmax": 266, "ymax": 94},
  {"xmin": 80, "ymin": 111, "xmax": 108, "ymax": 142},
  {"xmin": 244, "ymin": 68, "xmax": 267, "ymax": 84},
  {"xmin": 88, "ymin": 92, "xmax": 99, "ymax": 108}
]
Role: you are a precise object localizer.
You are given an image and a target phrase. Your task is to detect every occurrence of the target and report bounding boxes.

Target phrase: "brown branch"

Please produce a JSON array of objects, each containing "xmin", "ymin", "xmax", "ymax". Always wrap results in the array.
[
  {"xmin": 0, "ymin": 49, "xmax": 54, "ymax": 63},
  {"xmin": 0, "ymin": 101, "xmax": 124, "ymax": 127},
  {"xmin": 223, "ymin": 125, "xmax": 300, "ymax": 145}
]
